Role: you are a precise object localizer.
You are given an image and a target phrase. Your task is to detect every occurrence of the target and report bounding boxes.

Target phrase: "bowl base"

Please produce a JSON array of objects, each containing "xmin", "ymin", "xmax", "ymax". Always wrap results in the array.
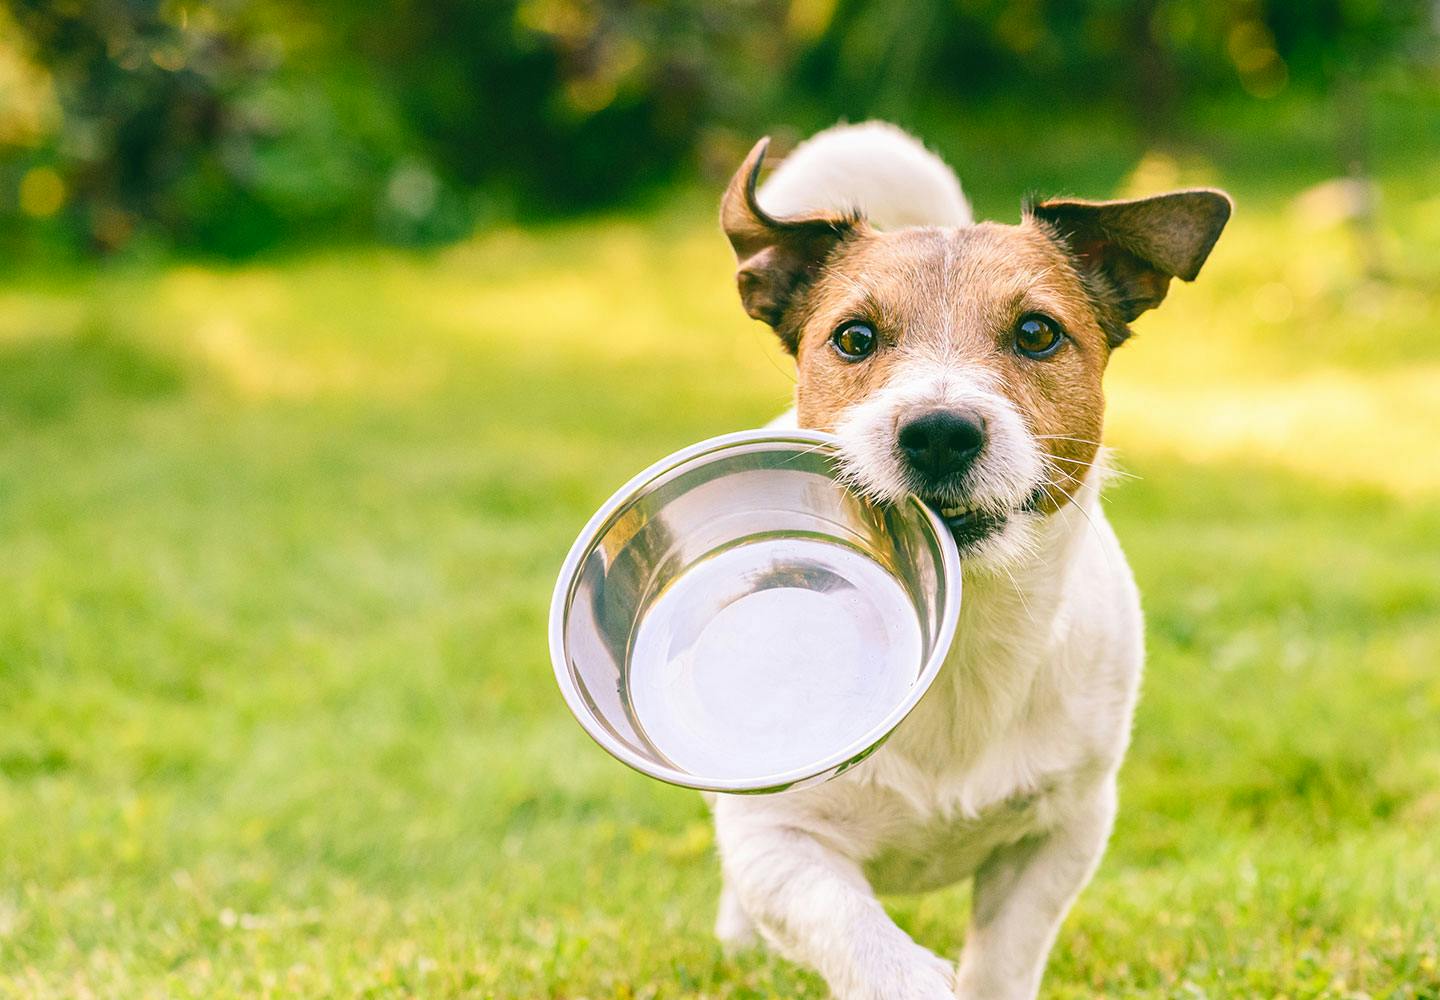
[{"xmin": 628, "ymin": 535, "xmax": 923, "ymax": 783}]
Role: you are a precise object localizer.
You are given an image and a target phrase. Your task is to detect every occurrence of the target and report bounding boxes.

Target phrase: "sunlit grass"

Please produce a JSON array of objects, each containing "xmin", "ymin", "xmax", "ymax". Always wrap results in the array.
[
  {"xmin": 8, "ymin": 178, "xmax": 1434, "ymax": 492},
  {"xmin": 0, "ymin": 150, "xmax": 1437, "ymax": 997}
]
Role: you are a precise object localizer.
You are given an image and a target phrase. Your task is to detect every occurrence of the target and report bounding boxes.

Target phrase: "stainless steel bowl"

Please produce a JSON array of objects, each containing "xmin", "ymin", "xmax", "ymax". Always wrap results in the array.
[{"xmin": 549, "ymin": 429, "xmax": 961, "ymax": 794}]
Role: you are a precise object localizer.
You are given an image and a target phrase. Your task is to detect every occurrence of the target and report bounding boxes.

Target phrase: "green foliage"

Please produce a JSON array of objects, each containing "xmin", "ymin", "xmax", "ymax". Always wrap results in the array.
[{"xmin": 0, "ymin": 0, "xmax": 789, "ymax": 254}]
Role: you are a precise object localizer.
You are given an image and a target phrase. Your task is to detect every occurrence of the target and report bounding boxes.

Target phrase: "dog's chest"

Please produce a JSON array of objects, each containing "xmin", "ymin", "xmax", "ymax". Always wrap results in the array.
[{"xmin": 860, "ymin": 782, "xmax": 1056, "ymax": 894}]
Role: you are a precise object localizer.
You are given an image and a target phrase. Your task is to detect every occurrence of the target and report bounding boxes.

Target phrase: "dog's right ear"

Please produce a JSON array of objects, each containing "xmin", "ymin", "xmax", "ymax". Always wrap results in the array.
[{"xmin": 721, "ymin": 138, "xmax": 859, "ymax": 353}]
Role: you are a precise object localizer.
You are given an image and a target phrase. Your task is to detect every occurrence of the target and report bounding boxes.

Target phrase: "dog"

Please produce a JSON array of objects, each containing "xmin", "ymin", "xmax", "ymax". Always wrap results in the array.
[{"xmin": 710, "ymin": 122, "xmax": 1231, "ymax": 999}]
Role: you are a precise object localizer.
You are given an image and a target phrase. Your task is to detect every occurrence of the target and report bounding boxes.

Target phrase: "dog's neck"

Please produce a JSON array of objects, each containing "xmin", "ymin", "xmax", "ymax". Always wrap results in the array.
[{"xmin": 884, "ymin": 462, "xmax": 1109, "ymax": 778}]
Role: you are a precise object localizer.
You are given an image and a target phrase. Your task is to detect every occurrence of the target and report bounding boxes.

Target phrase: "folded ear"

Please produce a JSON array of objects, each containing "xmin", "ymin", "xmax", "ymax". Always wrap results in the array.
[
  {"xmin": 720, "ymin": 138, "xmax": 860, "ymax": 352},
  {"xmin": 1030, "ymin": 189, "xmax": 1232, "ymax": 347}
]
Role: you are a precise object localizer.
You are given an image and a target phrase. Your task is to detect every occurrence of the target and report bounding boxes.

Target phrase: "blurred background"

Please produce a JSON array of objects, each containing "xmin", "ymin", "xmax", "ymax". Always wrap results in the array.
[
  {"xmin": 1, "ymin": 2, "xmax": 1438, "ymax": 998},
  {"xmin": 2, "ymin": 0, "xmax": 1438, "ymax": 256}
]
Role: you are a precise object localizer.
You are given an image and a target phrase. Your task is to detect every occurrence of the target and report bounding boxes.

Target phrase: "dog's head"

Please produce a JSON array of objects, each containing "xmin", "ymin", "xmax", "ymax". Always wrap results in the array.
[{"xmin": 722, "ymin": 138, "xmax": 1230, "ymax": 567}]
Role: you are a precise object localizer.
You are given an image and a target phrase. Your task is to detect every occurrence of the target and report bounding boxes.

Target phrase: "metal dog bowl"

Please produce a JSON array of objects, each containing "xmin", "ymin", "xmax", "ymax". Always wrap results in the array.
[{"xmin": 549, "ymin": 429, "xmax": 961, "ymax": 794}]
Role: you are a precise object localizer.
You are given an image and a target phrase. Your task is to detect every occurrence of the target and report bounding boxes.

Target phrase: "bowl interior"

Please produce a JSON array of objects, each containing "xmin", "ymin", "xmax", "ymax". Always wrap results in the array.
[{"xmin": 551, "ymin": 431, "xmax": 959, "ymax": 792}]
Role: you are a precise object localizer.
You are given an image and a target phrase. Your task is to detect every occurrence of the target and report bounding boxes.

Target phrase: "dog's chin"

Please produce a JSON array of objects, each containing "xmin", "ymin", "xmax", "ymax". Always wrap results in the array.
[{"xmin": 921, "ymin": 486, "xmax": 1047, "ymax": 565}]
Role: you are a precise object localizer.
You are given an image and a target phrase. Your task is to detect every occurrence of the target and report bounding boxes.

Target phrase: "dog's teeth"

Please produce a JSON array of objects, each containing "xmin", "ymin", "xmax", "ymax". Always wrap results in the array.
[{"xmin": 940, "ymin": 505, "xmax": 974, "ymax": 518}]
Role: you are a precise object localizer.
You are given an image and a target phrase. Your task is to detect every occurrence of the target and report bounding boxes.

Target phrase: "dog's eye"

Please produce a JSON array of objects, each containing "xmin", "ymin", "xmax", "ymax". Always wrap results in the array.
[
  {"xmin": 1014, "ymin": 315, "xmax": 1064, "ymax": 359},
  {"xmin": 831, "ymin": 321, "xmax": 877, "ymax": 360}
]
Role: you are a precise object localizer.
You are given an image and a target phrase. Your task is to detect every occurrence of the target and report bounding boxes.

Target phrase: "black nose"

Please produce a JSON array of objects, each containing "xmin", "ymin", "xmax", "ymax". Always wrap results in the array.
[{"xmin": 897, "ymin": 409, "xmax": 986, "ymax": 480}]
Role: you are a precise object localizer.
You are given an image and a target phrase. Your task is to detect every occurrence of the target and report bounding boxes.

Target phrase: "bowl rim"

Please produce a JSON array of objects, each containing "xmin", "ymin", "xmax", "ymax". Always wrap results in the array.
[{"xmin": 548, "ymin": 427, "xmax": 962, "ymax": 793}]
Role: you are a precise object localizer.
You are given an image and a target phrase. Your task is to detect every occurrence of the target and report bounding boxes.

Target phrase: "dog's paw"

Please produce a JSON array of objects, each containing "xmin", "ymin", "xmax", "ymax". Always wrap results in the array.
[{"xmin": 843, "ymin": 942, "xmax": 955, "ymax": 1000}]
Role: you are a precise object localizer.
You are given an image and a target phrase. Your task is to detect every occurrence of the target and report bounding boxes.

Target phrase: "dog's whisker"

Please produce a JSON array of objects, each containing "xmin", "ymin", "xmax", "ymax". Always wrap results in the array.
[
  {"xmin": 754, "ymin": 334, "xmax": 797, "ymax": 385},
  {"xmin": 1047, "ymin": 454, "xmax": 1141, "ymax": 482},
  {"xmin": 1000, "ymin": 562, "xmax": 1038, "ymax": 627},
  {"xmin": 1033, "ymin": 434, "xmax": 1105, "ymax": 446},
  {"xmin": 778, "ymin": 440, "xmax": 837, "ymax": 465},
  {"xmin": 1039, "ymin": 470, "xmax": 1119, "ymax": 577}
]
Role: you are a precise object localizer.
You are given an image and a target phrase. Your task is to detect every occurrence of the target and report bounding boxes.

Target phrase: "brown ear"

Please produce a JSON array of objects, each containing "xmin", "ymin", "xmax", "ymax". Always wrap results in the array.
[
  {"xmin": 1030, "ymin": 189, "xmax": 1232, "ymax": 347},
  {"xmin": 720, "ymin": 138, "xmax": 859, "ymax": 353}
]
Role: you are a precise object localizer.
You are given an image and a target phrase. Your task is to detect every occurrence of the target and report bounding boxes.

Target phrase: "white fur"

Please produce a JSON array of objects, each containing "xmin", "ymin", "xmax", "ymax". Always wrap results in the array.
[
  {"xmin": 719, "ymin": 127, "xmax": 1145, "ymax": 1000},
  {"xmin": 831, "ymin": 362, "xmax": 1046, "ymax": 572},
  {"xmin": 757, "ymin": 121, "xmax": 973, "ymax": 230}
]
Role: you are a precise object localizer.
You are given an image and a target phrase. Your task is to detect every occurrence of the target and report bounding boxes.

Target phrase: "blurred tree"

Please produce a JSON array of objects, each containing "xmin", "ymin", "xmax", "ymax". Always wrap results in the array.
[
  {"xmin": 300, "ymin": 0, "xmax": 784, "ymax": 212},
  {"xmin": 0, "ymin": 0, "xmax": 1434, "ymax": 256},
  {"xmin": 3, "ymin": 0, "xmax": 281, "ymax": 253}
]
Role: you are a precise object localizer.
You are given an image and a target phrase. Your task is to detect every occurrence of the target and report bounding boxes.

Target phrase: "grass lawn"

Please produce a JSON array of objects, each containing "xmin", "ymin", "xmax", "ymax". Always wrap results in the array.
[{"xmin": 2, "ymin": 115, "xmax": 1439, "ymax": 998}]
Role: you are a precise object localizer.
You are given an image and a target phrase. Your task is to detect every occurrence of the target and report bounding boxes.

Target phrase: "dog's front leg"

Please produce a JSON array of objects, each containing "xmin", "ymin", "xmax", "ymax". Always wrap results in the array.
[
  {"xmin": 953, "ymin": 780, "xmax": 1117, "ymax": 1000},
  {"xmin": 714, "ymin": 799, "xmax": 954, "ymax": 1000}
]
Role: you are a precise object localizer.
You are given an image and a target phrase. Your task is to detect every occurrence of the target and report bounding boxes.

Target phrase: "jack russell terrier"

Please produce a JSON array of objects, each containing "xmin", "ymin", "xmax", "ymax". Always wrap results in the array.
[{"xmin": 708, "ymin": 122, "xmax": 1230, "ymax": 999}]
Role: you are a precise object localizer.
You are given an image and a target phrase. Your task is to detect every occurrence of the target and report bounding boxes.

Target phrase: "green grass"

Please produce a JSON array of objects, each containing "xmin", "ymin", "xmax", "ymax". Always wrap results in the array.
[{"xmin": 2, "ymin": 133, "xmax": 1440, "ymax": 998}]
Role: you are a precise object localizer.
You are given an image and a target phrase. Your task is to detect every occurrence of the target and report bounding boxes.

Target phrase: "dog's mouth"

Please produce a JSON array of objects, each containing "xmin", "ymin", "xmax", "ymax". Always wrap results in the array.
[{"xmin": 923, "ymin": 487, "xmax": 1046, "ymax": 552}]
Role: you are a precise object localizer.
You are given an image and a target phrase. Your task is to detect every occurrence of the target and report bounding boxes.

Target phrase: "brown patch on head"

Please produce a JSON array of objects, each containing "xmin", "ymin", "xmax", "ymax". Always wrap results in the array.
[
  {"xmin": 782, "ymin": 223, "xmax": 1115, "ymax": 511},
  {"xmin": 719, "ymin": 139, "xmax": 1231, "ymax": 518}
]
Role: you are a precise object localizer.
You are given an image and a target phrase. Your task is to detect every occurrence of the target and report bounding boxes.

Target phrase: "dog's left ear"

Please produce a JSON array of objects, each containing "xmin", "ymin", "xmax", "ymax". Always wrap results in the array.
[
  {"xmin": 1030, "ymin": 189, "xmax": 1231, "ymax": 347},
  {"xmin": 721, "ymin": 138, "xmax": 860, "ymax": 353}
]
